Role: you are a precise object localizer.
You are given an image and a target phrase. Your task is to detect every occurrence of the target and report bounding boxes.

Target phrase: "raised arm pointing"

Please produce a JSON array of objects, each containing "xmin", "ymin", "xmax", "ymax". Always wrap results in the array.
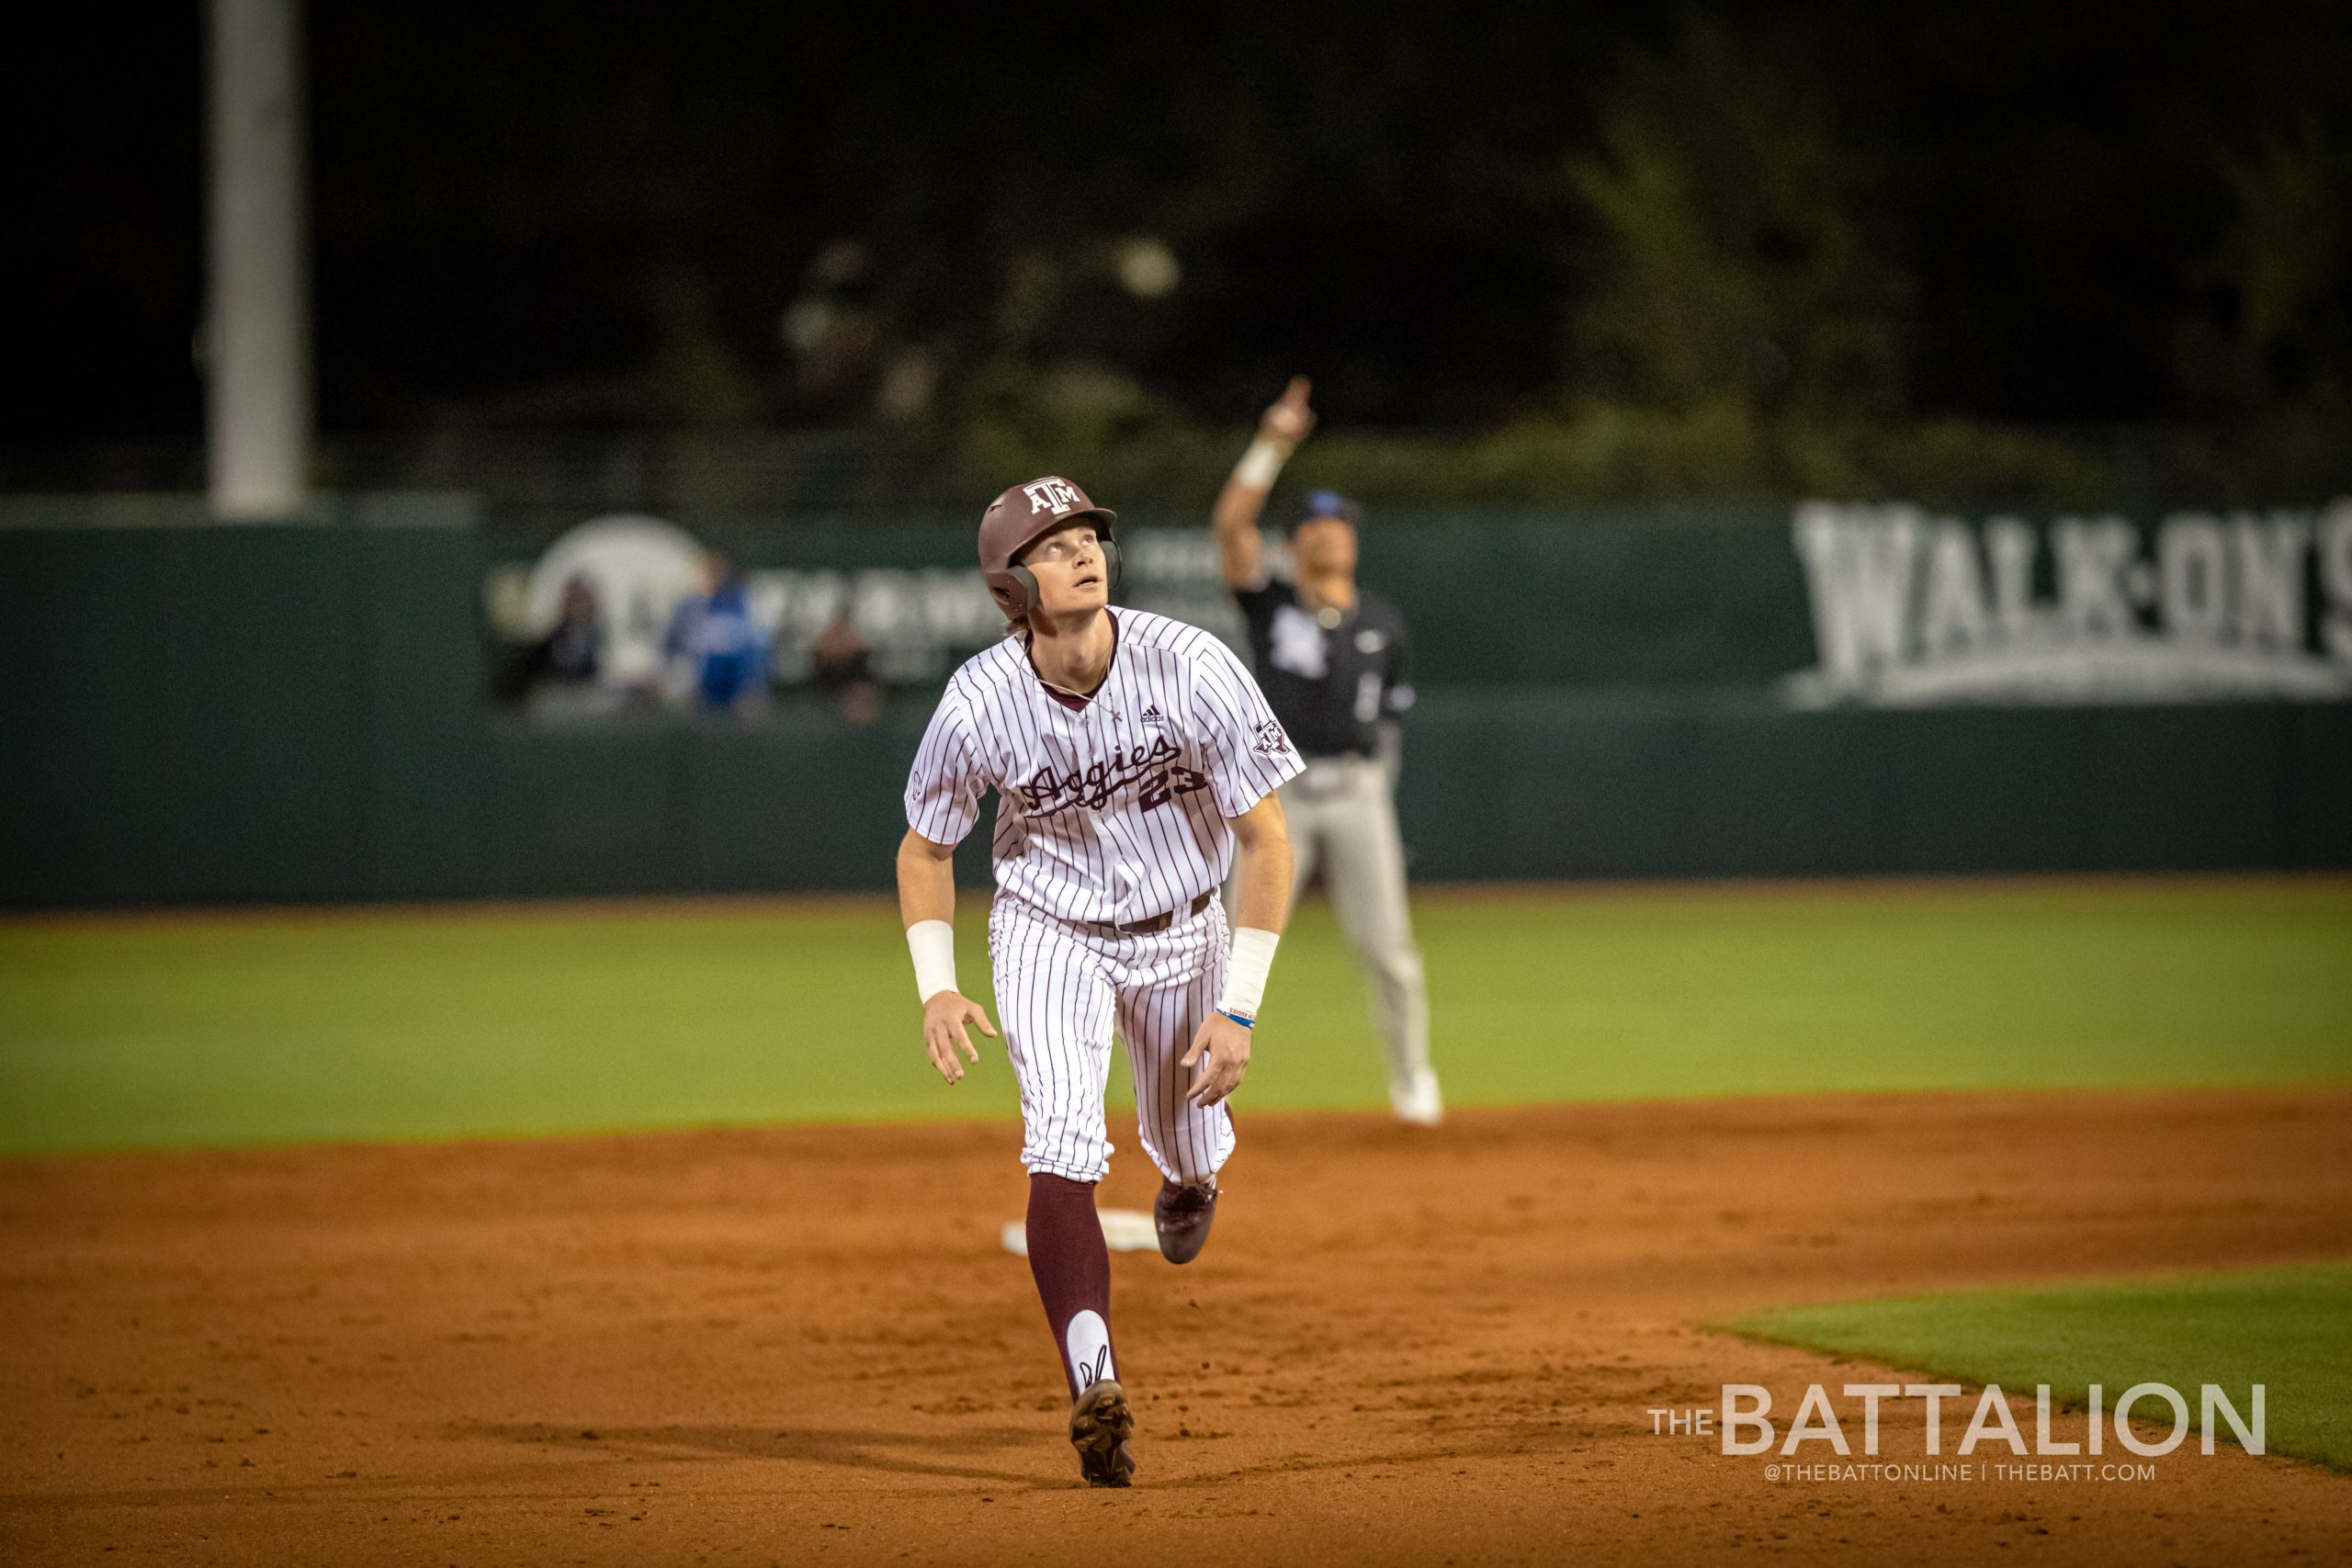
[{"xmin": 1212, "ymin": 377, "xmax": 1316, "ymax": 589}]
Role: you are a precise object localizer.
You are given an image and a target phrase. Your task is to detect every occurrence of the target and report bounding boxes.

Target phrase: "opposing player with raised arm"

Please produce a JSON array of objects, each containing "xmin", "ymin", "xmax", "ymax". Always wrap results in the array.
[
  {"xmin": 898, "ymin": 476, "xmax": 1300, "ymax": 1488},
  {"xmin": 1214, "ymin": 378, "xmax": 1442, "ymax": 1125}
]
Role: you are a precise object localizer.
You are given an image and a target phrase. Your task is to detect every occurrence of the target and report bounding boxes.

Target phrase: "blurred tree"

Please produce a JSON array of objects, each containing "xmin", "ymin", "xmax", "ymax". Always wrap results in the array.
[
  {"xmin": 2176, "ymin": 110, "xmax": 2352, "ymax": 415},
  {"xmin": 1564, "ymin": 17, "xmax": 1909, "ymax": 421},
  {"xmin": 16, "ymin": 0, "xmax": 2352, "ymax": 513}
]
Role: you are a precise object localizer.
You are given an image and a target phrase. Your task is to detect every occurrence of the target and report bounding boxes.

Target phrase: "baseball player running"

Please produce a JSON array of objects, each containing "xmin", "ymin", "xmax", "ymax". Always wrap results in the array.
[
  {"xmin": 1213, "ymin": 378, "xmax": 1442, "ymax": 1126},
  {"xmin": 898, "ymin": 475, "xmax": 1301, "ymax": 1488}
]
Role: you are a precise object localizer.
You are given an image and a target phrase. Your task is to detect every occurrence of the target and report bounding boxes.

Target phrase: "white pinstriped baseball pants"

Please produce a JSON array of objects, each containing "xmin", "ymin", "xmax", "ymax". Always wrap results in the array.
[{"xmin": 988, "ymin": 893, "xmax": 1237, "ymax": 1187}]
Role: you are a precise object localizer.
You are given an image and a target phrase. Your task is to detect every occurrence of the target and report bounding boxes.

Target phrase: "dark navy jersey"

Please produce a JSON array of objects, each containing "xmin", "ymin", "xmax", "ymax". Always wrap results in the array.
[{"xmin": 1232, "ymin": 578, "xmax": 1414, "ymax": 759}]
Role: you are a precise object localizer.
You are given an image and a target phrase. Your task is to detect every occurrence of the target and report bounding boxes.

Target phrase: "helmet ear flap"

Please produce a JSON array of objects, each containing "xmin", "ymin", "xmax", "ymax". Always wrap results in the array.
[{"xmin": 1099, "ymin": 537, "xmax": 1123, "ymax": 592}]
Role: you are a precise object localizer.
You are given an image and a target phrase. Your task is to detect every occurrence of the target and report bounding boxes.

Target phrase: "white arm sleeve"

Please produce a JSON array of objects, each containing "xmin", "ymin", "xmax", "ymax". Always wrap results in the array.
[
  {"xmin": 907, "ymin": 919, "xmax": 958, "ymax": 1002},
  {"xmin": 1217, "ymin": 926, "xmax": 1280, "ymax": 1020}
]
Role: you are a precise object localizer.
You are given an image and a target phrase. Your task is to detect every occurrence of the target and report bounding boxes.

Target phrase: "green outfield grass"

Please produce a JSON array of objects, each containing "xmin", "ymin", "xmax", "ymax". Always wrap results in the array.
[
  {"xmin": 1729, "ymin": 1261, "xmax": 2352, "ymax": 1472},
  {"xmin": 0, "ymin": 878, "xmax": 2346, "ymax": 1155}
]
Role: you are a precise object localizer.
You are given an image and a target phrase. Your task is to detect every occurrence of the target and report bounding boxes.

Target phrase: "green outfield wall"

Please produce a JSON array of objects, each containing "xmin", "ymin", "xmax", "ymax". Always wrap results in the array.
[
  {"xmin": 2, "ymin": 511, "xmax": 2346, "ymax": 908},
  {"xmin": 478, "ymin": 504, "xmax": 1819, "ymax": 689}
]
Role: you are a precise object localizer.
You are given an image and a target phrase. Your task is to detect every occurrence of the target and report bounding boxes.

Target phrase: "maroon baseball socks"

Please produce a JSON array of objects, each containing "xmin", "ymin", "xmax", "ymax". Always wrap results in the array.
[{"xmin": 1025, "ymin": 1173, "xmax": 1117, "ymax": 1397}]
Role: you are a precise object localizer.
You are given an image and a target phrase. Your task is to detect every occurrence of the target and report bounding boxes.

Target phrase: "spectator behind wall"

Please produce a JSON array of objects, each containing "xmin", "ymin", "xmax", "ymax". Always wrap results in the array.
[
  {"xmin": 494, "ymin": 572, "xmax": 615, "ymax": 717},
  {"xmin": 810, "ymin": 604, "xmax": 884, "ymax": 725},
  {"xmin": 665, "ymin": 555, "xmax": 772, "ymax": 718},
  {"xmin": 524, "ymin": 574, "xmax": 602, "ymax": 687}
]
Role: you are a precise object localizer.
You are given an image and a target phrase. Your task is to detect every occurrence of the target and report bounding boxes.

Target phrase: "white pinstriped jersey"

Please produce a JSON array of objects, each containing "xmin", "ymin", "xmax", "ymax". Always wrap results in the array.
[{"xmin": 906, "ymin": 609, "xmax": 1303, "ymax": 926}]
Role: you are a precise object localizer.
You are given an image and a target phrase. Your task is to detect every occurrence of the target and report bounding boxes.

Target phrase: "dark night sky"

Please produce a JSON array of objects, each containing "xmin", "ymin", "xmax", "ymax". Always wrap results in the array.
[{"xmin": 16, "ymin": 0, "xmax": 2352, "ymax": 445}]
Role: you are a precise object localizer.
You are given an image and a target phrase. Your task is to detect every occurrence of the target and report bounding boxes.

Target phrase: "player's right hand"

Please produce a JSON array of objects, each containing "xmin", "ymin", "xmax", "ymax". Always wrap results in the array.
[
  {"xmin": 1260, "ymin": 376, "xmax": 1316, "ymax": 447},
  {"xmin": 921, "ymin": 990, "xmax": 997, "ymax": 1086}
]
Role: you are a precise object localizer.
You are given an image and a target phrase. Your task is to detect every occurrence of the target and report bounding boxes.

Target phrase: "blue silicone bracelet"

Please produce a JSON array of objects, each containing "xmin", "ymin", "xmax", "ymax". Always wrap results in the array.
[{"xmin": 1217, "ymin": 1009, "xmax": 1256, "ymax": 1029}]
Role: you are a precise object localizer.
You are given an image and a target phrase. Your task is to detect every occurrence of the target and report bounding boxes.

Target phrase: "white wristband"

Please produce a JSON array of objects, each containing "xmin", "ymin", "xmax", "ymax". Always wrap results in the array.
[
  {"xmin": 1217, "ymin": 926, "xmax": 1280, "ymax": 1021},
  {"xmin": 907, "ymin": 919, "xmax": 957, "ymax": 1003},
  {"xmin": 1232, "ymin": 436, "xmax": 1288, "ymax": 491}
]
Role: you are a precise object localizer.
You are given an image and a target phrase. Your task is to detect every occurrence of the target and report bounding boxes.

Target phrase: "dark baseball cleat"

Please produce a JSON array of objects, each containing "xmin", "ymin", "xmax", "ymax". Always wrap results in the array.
[
  {"xmin": 1154, "ymin": 1178, "xmax": 1218, "ymax": 1265},
  {"xmin": 1069, "ymin": 1378, "xmax": 1136, "ymax": 1488}
]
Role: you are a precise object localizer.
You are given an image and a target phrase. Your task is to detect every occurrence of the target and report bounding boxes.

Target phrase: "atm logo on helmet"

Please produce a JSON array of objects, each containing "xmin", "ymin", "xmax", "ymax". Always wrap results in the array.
[{"xmin": 1023, "ymin": 478, "xmax": 1084, "ymax": 515}]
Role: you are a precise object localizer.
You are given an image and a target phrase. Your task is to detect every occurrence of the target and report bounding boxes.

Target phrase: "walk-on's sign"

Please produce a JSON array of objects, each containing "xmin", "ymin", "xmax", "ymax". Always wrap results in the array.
[{"xmin": 1785, "ymin": 500, "xmax": 2352, "ymax": 705}]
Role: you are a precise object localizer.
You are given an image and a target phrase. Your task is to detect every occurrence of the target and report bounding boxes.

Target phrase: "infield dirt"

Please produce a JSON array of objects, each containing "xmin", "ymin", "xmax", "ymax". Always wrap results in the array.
[{"xmin": 4, "ymin": 1089, "xmax": 2349, "ymax": 1565}]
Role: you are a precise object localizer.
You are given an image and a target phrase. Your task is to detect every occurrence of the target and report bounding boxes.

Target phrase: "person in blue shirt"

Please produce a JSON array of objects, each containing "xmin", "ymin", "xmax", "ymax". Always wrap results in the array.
[{"xmin": 665, "ymin": 555, "xmax": 772, "ymax": 715}]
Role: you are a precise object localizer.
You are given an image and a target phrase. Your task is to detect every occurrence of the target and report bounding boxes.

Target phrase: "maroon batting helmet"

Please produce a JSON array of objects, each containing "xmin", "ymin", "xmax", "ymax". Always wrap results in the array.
[{"xmin": 978, "ymin": 476, "xmax": 1121, "ymax": 616}]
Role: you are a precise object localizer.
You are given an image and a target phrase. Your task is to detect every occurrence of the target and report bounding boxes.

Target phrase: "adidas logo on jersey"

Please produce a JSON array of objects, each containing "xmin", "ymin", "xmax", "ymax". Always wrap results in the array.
[{"xmin": 1138, "ymin": 705, "xmax": 1165, "ymax": 728}]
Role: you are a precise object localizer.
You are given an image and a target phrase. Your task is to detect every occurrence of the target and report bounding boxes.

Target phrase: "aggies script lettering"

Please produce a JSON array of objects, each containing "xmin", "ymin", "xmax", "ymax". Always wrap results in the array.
[{"xmin": 1018, "ymin": 733, "xmax": 1210, "ymax": 818}]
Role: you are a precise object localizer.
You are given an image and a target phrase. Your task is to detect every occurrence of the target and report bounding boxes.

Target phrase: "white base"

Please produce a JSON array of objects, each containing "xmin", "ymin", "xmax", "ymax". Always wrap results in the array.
[{"xmin": 1001, "ymin": 1207, "xmax": 1159, "ymax": 1258}]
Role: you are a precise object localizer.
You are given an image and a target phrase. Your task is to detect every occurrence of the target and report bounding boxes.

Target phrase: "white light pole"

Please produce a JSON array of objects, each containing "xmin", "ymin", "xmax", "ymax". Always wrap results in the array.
[{"xmin": 206, "ymin": 0, "xmax": 311, "ymax": 520}]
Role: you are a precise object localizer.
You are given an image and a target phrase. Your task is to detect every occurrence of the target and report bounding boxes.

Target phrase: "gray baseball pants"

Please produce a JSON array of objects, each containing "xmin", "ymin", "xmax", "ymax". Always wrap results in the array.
[{"xmin": 1268, "ymin": 753, "xmax": 1432, "ymax": 1099}]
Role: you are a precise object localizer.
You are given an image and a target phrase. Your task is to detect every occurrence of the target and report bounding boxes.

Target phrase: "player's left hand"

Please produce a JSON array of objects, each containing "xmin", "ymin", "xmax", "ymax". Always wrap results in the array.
[{"xmin": 1182, "ymin": 1012, "xmax": 1253, "ymax": 1107}]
